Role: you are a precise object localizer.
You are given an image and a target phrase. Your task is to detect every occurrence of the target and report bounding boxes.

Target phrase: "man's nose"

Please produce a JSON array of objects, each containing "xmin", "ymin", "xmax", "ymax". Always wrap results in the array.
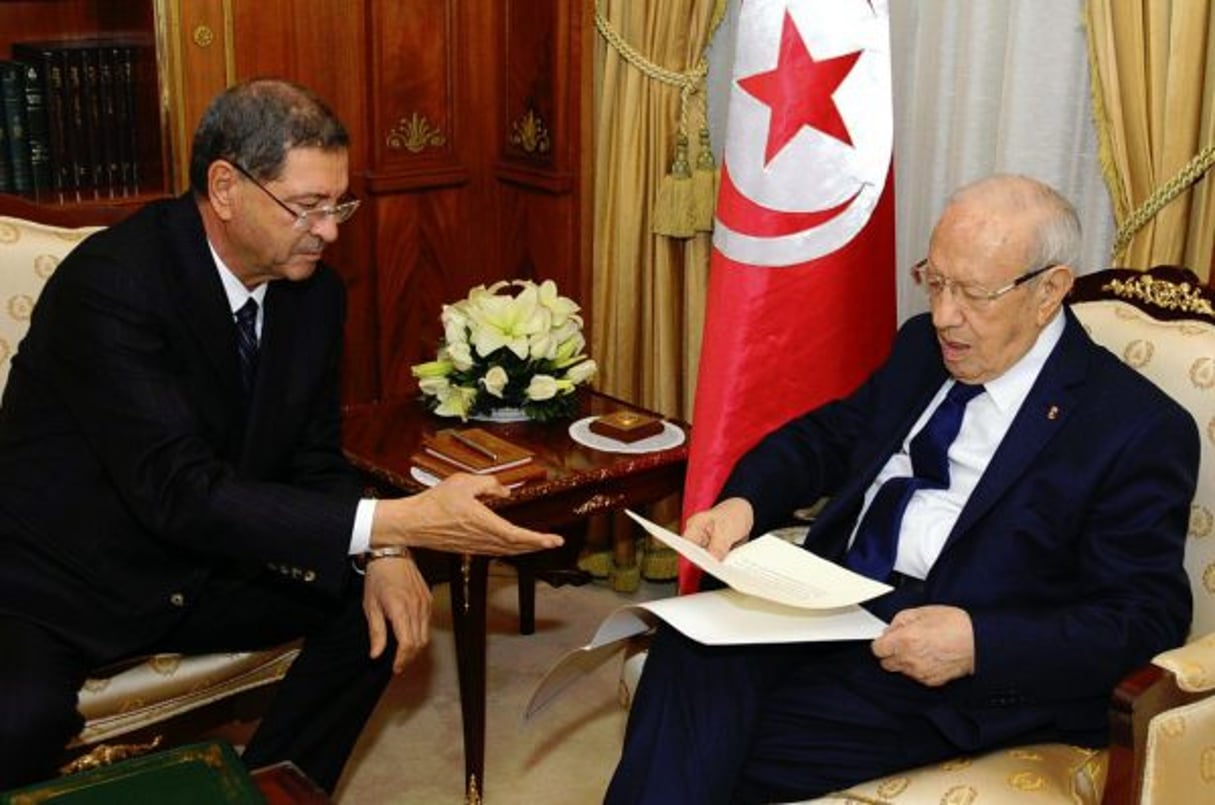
[
  {"xmin": 311, "ymin": 215, "xmax": 340, "ymax": 243},
  {"xmin": 931, "ymin": 288, "xmax": 965, "ymax": 330}
]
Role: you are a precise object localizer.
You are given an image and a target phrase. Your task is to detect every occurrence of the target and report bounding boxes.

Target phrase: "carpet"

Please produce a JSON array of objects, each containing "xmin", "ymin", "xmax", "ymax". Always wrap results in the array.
[{"xmin": 334, "ymin": 564, "xmax": 673, "ymax": 804}]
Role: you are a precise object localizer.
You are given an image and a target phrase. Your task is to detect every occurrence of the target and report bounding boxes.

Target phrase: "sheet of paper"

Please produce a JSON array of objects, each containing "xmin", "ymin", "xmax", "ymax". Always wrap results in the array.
[
  {"xmin": 624, "ymin": 509, "xmax": 891, "ymax": 609},
  {"xmin": 525, "ymin": 590, "xmax": 887, "ymax": 719}
]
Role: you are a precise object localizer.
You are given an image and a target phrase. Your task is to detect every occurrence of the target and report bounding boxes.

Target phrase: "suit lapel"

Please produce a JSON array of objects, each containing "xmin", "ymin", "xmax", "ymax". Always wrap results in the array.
[
  {"xmin": 241, "ymin": 281, "xmax": 300, "ymax": 468},
  {"xmin": 943, "ymin": 310, "xmax": 1090, "ymax": 552},
  {"xmin": 162, "ymin": 197, "xmax": 245, "ymax": 405}
]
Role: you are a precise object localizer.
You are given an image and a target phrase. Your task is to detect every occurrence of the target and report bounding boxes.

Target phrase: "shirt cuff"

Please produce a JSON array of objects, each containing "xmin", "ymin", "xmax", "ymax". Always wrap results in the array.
[{"xmin": 349, "ymin": 498, "xmax": 377, "ymax": 555}]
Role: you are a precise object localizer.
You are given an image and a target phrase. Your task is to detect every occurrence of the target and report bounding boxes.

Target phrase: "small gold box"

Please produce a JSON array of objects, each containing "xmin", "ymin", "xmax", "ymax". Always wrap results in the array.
[{"xmin": 588, "ymin": 411, "xmax": 664, "ymax": 443}]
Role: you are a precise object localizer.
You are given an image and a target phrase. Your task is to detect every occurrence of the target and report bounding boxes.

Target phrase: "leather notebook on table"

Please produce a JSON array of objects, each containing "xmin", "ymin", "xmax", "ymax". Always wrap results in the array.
[{"xmin": 414, "ymin": 428, "xmax": 547, "ymax": 488}]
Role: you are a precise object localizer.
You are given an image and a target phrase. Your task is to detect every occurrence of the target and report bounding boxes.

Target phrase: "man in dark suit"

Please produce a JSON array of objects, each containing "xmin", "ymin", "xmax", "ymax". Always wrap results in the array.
[
  {"xmin": 606, "ymin": 175, "xmax": 1198, "ymax": 804},
  {"xmin": 0, "ymin": 79, "xmax": 562, "ymax": 792}
]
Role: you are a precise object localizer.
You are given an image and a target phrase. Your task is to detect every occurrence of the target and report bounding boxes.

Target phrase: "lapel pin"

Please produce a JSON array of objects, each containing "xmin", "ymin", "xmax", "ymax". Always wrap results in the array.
[{"xmin": 1047, "ymin": 405, "xmax": 1059, "ymax": 420}]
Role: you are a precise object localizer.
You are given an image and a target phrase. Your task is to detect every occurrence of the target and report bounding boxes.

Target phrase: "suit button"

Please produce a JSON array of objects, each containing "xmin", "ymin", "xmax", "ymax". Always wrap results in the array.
[
  {"xmin": 169, "ymin": 593, "xmax": 186, "ymax": 607},
  {"xmin": 303, "ymin": 570, "xmax": 316, "ymax": 583}
]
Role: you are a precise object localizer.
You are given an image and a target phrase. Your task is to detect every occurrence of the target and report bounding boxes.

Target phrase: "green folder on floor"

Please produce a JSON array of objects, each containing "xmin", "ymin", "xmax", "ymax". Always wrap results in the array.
[{"xmin": 1, "ymin": 741, "xmax": 263, "ymax": 804}]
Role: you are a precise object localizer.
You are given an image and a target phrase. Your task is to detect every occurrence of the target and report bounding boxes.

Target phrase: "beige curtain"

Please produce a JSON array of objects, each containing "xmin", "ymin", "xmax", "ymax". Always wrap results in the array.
[
  {"xmin": 591, "ymin": 0, "xmax": 722, "ymax": 420},
  {"xmin": 1085, "ymin": 0, "xmax": 1215, "ymax": 280}
]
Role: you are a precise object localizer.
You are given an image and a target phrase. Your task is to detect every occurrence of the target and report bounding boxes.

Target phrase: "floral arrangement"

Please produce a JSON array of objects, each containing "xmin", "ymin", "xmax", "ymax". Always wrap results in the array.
[{"xmin": 411, "ymin": 279, "xmax": 598, "ymax": 422}]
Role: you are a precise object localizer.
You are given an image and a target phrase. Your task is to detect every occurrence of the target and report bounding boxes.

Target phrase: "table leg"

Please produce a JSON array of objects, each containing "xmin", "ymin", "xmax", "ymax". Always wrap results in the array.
[
  {"xmin": 515, "ymin": 559, "xmax": 536, "ymax": 636},
  {"xmin": 448, "ymin": 553, "xmax": 488, "ymax": 805}
]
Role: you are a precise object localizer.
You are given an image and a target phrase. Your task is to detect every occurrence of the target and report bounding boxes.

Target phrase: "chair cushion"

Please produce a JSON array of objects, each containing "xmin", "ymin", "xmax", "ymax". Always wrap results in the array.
[
  {"xmin": 74, "ymin": 646, "xmax": 301, "ymax": 745},
  {"xmin": 795, "ymin": 744, "xmax": 1107, "ymax": 804},
  {"xmin": 0, "ymin": 216, "xmax": 103, "ymax": 391}
]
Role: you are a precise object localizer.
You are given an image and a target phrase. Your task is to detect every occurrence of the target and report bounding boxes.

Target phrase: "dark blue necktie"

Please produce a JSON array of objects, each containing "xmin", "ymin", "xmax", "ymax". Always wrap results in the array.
[
  {"xmin": 844, "ymin": 381, "xmax": 985, "ymax": 582},
  {"xmin": 234, "ymin": 298, "xmax": 260, "ymax": 397}
]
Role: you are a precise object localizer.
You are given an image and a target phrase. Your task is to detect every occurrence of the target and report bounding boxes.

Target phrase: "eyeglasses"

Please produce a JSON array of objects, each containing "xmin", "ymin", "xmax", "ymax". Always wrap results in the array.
[
  {"xmin": 911, "ymin": 259, "xmax": 1057, "ymax": 307},
  {"xmin": 231, "ymin": 161, "xmax": 360, "ymax": 230}
]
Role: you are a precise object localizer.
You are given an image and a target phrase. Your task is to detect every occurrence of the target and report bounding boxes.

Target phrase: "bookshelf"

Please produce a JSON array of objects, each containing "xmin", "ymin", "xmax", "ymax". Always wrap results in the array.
[{"xmin": 0, "ymin": 0, "xmax": 231, "ymax": 219}]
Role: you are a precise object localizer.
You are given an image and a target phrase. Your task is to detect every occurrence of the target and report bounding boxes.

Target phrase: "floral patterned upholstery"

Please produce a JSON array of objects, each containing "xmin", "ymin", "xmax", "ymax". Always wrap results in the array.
[
  {"xmin": 1071, "ymin": 267, "xmax": 1215, "ymax": 805},
  {"xmin": 619, "ymin": 266, "xmax": 1215, "ymax": 804},
  {"xmin": 0, "ymin": 214, "xmax": 300, "ymax": 754}
]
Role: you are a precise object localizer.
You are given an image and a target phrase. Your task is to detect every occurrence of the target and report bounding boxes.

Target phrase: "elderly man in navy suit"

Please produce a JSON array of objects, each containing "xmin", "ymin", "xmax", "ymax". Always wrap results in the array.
[
  {"xmin": 0, "ymin": 79, "xmax": 561, "ymax": 792},
  {"xmin": 606, "ymin": 174, "xmax": 1198, "ymax": 804}
]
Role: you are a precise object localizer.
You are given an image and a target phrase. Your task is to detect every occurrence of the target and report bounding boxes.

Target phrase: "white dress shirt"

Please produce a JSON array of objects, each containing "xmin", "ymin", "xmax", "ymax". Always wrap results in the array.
[{"xmin": 848, "ymin": 312, "xmax": 1066, "ymax": 579}]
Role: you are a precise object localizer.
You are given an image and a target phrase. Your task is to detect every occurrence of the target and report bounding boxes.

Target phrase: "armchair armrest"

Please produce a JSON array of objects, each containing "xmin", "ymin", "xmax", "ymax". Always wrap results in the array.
[
  {"xmin": 1106, "ymin": 634, "xmax": 1214, "ymax": 803},
  {"xmin": 1151, "ymin": 632, "xmax": 1215, "ymax": 692}
]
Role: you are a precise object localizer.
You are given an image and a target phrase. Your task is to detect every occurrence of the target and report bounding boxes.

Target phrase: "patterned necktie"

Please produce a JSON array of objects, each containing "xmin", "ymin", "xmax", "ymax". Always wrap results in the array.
[
  {"xmin": 844, "ymin": 381, "xmax": 985, "ymax": 582},
  {"xmin": 234, "ymin": 297, "xmax": 260, "ymax": 397}
]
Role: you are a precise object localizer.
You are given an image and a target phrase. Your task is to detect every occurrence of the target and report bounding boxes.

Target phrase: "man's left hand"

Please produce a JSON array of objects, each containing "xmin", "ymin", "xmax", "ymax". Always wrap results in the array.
[
  {"xmin": 363, "ymin": 555, "xmax": 433, "ymax": 674},
  {"xmin": 871, "ymin": 605, "xmax": 975, "ymax": 686}
]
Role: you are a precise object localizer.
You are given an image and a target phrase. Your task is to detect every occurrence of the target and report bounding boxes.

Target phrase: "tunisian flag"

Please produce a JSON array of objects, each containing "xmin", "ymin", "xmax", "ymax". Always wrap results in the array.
[{"xmin": 680, "ymin": 0, "xmax": 897, "ymax": 592}]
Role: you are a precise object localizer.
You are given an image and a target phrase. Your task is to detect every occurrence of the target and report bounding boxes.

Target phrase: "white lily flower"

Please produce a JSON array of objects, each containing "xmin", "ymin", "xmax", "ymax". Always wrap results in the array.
[
  {"xmin": 411, "ymin": 359, "xmax": 453, "ymax": 379},
  {"xmin": 417, "ymin": 375, "xmax": 450, "ymax": 396},
  {"xmin": 435, "ymin": 385, "xmax": 477, "ymax": 419},
  {"xmin": 525, "ymin": 374, "xmax": 559, "ymax": 401},
  {"xmin": 537, "ymin": 279, "xmax": 580, "ymax": 327},
  {"xmin": 563, "ymin": 359, "xmax": 597, "ymax": 385},
  {"xmin": 468, "ymin": 283, "xmax": 548, "ymax": 359},
  {"xmin": 445, "ymin": 340, "xmax": 474, "ymax": 371},
  {"xmin": 529, "ymin": 330, "xmax": 558, "ymax": 361},
  {"xmin": 480, "ymin": 365, "xmax": 508, "ymax": 398}
]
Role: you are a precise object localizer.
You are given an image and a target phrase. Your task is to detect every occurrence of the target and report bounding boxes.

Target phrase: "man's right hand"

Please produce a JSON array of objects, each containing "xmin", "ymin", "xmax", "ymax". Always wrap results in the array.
[
  {"xmin": 371, "ymin": 473, "xmax": 563, "ymax": 555},
  {"xmin": 683, "ymin": 497, "xmax": 754, "ymax": 560}
]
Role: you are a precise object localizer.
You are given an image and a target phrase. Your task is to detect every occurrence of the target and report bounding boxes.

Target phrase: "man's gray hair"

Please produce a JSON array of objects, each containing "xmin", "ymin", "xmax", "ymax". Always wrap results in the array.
[
  {"xmin": 189, "ymin": 78, "xmax": 349, "ymax": 194},
  {"xmin": 950, "ymin": 174, "xmax": 1082, "ymax": 271}
]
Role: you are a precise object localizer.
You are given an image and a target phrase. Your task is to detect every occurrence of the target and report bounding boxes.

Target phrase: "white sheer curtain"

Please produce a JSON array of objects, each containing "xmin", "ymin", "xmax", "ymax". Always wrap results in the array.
[{"xmin": 707, "ymin": 0, "xmax": 1115, "ymax": 323}]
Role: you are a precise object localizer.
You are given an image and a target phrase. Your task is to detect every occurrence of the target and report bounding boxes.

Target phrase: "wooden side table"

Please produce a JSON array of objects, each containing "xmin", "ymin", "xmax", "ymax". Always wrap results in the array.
[{"xmin": 341, "ymin": 391, "xmax": 688, "ymax": 804}]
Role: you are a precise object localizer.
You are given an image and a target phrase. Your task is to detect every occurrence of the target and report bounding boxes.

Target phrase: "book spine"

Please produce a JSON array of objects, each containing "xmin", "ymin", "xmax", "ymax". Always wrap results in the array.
[
  {"xmin": 113, "ymin": 45, "xmax": 138, "ymax": 193},
  {"xmin": 17, "ymin": 61, "xmax": 53, "ymax": 197},
  {"xmin": 96, "ymin": 47, "xmax": 121, "ymax": 194},
  {"xmin": 63, "ymin": 47, "xmax": 91, "ymax": 193},
  {"xmin": 0, "ymin": 61, "xmax": 32, "ymax": 195},
  {"xmin": 12, "ymin": 44, "xmax": 71, "ymax": 194},
  {"xmin": 78, "ymin": 46, "xmax": 106, "ymax": 194}
]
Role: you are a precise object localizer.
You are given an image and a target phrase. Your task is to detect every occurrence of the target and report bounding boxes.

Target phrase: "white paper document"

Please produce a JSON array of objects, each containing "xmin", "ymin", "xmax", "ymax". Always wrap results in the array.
[
  {"xmin": 623, "ymin": 509, "xmax": 892, "ymax": 608},
  {"xmin": 525, "ymin": 511, "xmax": 892, "ymax": 719}
]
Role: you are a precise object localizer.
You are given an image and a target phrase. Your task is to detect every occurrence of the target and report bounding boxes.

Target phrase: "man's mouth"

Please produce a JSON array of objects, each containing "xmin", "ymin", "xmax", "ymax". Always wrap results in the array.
[{"xmin": 939, "ymin": 336, "xmax": 969, "ymax": 361}]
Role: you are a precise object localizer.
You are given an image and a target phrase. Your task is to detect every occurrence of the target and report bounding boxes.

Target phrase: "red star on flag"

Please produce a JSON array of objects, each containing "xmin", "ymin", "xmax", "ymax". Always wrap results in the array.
[{"xmin": 737, "ymin": 11, "xmax": 863, "ymax": 165}]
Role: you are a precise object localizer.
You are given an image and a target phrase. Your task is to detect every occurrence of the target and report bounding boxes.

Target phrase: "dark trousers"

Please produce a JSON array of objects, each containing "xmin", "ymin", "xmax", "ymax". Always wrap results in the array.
[
  {"xmin": 604, "ymin": 624, "xmax": 980, "ymax": 805},
  {"xmin": 0, "ymin": 569, "xmax": 395, "ymax": 794}
]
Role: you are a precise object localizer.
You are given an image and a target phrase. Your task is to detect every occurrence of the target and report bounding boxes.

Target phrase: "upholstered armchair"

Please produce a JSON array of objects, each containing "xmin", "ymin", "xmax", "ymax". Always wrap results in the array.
[
  {"xmin": 619, "ymin": 265, "xmax": 1215, "ymax": 804},
  {"xmin": 0, "ymin": 214, "xmax": 300, "ymax": 769}
]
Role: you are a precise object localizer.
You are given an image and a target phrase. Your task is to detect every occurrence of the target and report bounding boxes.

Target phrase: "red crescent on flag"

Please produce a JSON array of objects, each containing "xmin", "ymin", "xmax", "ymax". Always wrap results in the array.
[{"xmin": 715, "ymin": 162, "xmax": 861, "ymax": 239}]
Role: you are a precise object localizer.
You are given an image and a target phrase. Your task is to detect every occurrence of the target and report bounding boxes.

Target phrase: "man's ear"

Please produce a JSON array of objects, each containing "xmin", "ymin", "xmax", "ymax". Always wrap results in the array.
[
  {"xmin": 207, "ymin": 161, "xmax": 240, "ymax": 222},
  {"xmin": 1036, "ymin": 265, "xmax": 1075, "ymax": 324}
]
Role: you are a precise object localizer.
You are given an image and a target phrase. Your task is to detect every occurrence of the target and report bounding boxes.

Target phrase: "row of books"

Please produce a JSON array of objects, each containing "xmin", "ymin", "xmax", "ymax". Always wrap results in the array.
[{"xmin": 0, "ymin": 38, "xmax": 147, "ymax": 200}]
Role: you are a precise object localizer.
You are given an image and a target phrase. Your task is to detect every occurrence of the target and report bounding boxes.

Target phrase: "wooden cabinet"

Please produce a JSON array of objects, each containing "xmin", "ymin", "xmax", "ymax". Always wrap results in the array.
[{"xmin": 0, "ymin": 0, "xmax": 231, "ymax": 220}]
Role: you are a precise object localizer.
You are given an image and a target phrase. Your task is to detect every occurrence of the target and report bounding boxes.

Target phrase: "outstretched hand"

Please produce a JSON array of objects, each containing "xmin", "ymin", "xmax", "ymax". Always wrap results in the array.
[
  {"xmin": 373, "ymin": 473, "xmax": 563, "ymax": 556},
  {"xmin": 683, "ymin": 497, "xmax": 754, "ymax": 560},
  {"xmin": 363, "ymin": 554, "xmax": 432, "ymax": 674}
]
